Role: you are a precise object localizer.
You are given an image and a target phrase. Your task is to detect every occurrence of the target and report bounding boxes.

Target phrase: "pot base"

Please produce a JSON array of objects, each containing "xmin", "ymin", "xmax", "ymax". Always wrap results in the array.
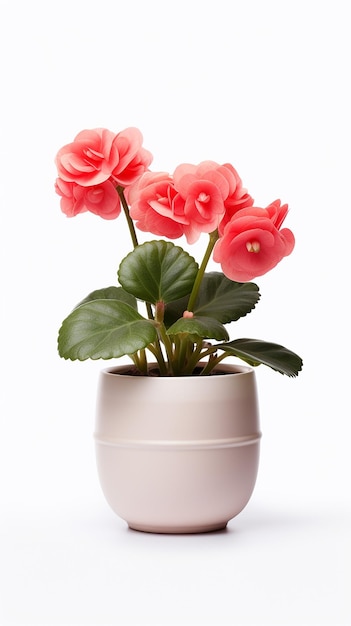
[{"xmin": 128, "ymin": 521, "xmax": 228, "ymax": 534}]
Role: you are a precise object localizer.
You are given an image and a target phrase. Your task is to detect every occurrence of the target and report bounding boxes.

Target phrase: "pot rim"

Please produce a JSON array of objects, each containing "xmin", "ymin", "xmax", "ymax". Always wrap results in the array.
[{"xmin": 100, "ymin": 362, "xmax": 254, "ymax": 379}]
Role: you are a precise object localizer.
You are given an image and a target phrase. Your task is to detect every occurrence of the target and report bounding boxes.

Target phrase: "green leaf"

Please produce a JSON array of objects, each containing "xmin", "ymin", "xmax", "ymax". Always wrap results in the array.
[
  {"xmin": 73, "ymin": 286, "xmax": 138, "ymax": 310},
  {"xmin": 193, "ymin": 272, "xmax": 260, "ymax": 323},
  {"xmin": 118, "ymin": 240, "xmax": 198, "ymax": 304},
  {"xmin": 216, "ymin": 338, "xmax": 303, "ymax": 377},
  {"xmin": 164, "ymin": 272, "xmax": 260, "ymax": 327},
  {"xmin": 58, "ymin": 299, "xmax": 157, "ymax": 360},
  {"xmin": 167, "ymin": 316, "xmax": 229, "ymax": 341}
]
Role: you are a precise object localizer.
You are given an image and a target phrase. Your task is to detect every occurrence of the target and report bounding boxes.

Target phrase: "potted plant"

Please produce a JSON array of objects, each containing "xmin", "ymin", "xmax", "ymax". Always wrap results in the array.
[{"xmin": 55, "ymin": 126, "xmax": 303, "ymax": 533}]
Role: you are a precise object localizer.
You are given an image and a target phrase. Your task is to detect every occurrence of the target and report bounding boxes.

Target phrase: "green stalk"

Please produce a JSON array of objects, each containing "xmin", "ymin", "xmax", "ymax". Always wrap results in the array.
[
  {"xmin": 186, "ymin": 230, "xmax": 219, "ymax": 312},
  {"xmin": 182, "ymin": 341, "xmax": 205, "ymax": 375},
  {"xmin": 199, "ymin": 351, "xmax": 228, "ymax": 375},
  {"xmin": 137, "ymin": 349, "xmax": 148, "ymax": 375},
  {"xmin": 157, "ymin": 323, "xmax": 175, "ymax": 375},
  {"xmin": 175, "ymin": 335, "xmax": 191, "ymax": 374},
  {"xmin": 117, "ymin": 186, "xmax": 139, "ymax": 249},
  {"xmin": 146, "ymin": 343, "xmax": 168, "ymax": 375},
  {"xmin": 155, "ymin": 301, "xmax": 174, "ymax": 374}
]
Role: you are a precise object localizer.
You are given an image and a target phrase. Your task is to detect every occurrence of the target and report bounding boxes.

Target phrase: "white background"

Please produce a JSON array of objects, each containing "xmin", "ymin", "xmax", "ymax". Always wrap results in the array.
[{"xmin": 0, "ymin": 1, "xmax": 350, "ymax": 624}]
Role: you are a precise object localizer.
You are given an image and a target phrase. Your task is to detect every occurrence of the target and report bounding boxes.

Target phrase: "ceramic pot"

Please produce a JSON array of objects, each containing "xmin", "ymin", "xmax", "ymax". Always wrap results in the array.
[{"xmin": 94, "ymin": 363, "xmax": 261, "ymax": 534}]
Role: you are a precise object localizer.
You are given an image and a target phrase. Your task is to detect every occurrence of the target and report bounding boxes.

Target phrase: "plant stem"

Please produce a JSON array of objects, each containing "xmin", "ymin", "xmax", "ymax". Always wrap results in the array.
[
  {"xmin": 155, "ymin": 301, "xmax": 175, "ymax": 374},
  {"xmin": 175, "ymin": 335, "xmax": 190, "ymax": 373},
  {"xmin": 199, "ymin": 351, "xmax": 228, "ymax": 375},
  {"xmin": 182, "ymin": 341, "xmax": 205, "ymax": 375},
  {"xmin": 146, "ymin": 344, "xmax": 168, "ymax": 375},
  {"xmin": 117, "ymin": 186, "xmax": 139, "ymax": 249},
  {"xmin": 138, "ymin": 349, "xmax": 148, "ymax": 375},
  {"xmin": 157, "ymin": 323, "xmax": 175, "ymax": 374},
  {"xmin": 186, "ymin": 229, "xmax": 219, "ymax": 312}
]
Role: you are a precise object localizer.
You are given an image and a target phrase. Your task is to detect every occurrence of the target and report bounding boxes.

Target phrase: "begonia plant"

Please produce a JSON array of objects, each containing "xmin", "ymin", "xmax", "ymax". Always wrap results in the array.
[{"xmin": 55, "ymin": 127, "xmax": 303, "ymax": 377}]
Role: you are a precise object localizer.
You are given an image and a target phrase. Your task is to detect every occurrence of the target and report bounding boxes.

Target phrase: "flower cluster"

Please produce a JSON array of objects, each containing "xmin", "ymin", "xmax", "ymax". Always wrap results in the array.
[
  {"xmin": 55, "ymin": 126, "xmax": 302, "ymax": 377},
  {"xmin": 55, "ymin": 128, "xmax": 294, "ymax": 283},
  {"xmin": 55, "ymin": 127, "xmax": 152, "ymax": 219}
]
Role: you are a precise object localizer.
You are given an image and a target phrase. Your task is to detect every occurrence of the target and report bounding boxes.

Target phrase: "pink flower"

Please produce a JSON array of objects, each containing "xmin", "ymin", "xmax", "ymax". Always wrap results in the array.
[
  {"xmin": 129, "ymin": 161, "xmax": 254, "ymax": 245},
  {"xmin": 213, "ymin": 200, "xmax": 295, "ymax": 282},
  {"xmin": 218, "ymin": 164, "xmax": 255, "ymax": 234},
  {"xmin": 111, "ymin": 128, "xmax": 153, "ymax": 186},
  {"xmin": 55, "ymin": 178, "xmax": 121, "ymax": 220},
  {"xmin": 55, "ymin": 127, "xmax": 152, "ymax": 188},
  {"xmin": 173, "ymin": 161, "xmax": 230, "ymax": 243},
  {"xmin": 128, "ymin": 171, "xmax": 187, "ymax": 239},
  {"xmin": 55, "ymin": 179, "xmax": 86, "ymax": 217}
]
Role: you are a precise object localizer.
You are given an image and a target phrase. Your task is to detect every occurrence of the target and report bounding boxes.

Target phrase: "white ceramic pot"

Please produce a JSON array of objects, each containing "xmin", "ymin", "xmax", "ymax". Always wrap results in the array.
[{"xmin": 94, "ymin": 363, "xmax": 261, "ymax": 534}]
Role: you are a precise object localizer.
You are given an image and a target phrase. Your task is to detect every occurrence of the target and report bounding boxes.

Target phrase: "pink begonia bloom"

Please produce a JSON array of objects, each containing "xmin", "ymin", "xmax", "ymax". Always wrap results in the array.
[
  {"xmin": 111, "ymin": 130, "xmax": 153, "ymax": 187},
  {"xmin": 173, "ymin": 161, "xmax": 230, "ymax": 243},
  {"xmin": 55, "ymin": 179, "xmax": 86, "ymax": 217},
  {"xmin": 55, "ymin": 127, "xmax": 152, "ymax": 188},
  {"xmin": 218, "ymin": 163, "xmax": 255, "ymax": 235},
  {"xmin": 213, "ymin": 200, "xmax": 295, "ymax": 282},
  {"xmin": 129, "ymin": 161, "xmax": 256, "ymax": 245},
  {"xmin": 128, "ymin": 171, "xmax": 187, "ymax": 239},
  {"xmin": 55, "ymin": 178, "xmax": 121, "ymax": 220}
]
